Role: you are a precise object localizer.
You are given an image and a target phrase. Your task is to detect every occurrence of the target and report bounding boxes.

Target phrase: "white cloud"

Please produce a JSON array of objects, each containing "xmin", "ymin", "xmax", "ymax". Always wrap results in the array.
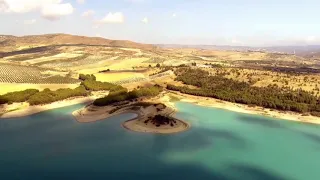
[
  {"xmin": 0, "ymin": 0, "xmax": 60, "ymax": 13},
  {"xmin": 231, "ymin": 39, "xmax": 240, "ymax": 44},
  {"xmin": 24, "ymin": 19, "xmax": 36, "ymax": 25},
  {"xmin": 41, "ymin": 3, "xmax": 73, "ymax": 20},
  {"xmin": 306, "ymin": 36, "xmax": 316, "ymax": 42},
  {"xmin": 172, "ymin": 13, "xmax": 176, "ymax": 17},
  {"xmin": 77, "ymin": 0, "xmax": 85, "ymax": 4},
  {"xmin": 141, "ymin": 17, "xmax": 148, "ymax": 24},
  {"xmin": 82, "ymin": 10, "xmax": 95, "ymax": 17},
  {"xmin": 0, "ymin": 0, "xmax": 74, "ymax": 20},
  {"xmin": 95, "ymin": 33, "xmax": 102, "ymax": 37},
  {"xmin": 97, "ymin": 12, "xmax": 124, "ymax": 23}
]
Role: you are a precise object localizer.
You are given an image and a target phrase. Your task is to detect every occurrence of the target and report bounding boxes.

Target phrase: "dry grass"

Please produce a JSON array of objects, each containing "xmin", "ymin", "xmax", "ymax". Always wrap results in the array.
[
  {"xmin": 176, "ymin": 49, "xmax": 305, "ymax": 62},
  {"xmin": 119, "ymin": 48, "xmax": 141, "ymax": 52},
  {"xmin": 94, "ymin": 72, "xmax": 145, "ymax": 82},
  {"xmin": 71, "ymin": 57, "xmax": 119, "ymax": 73},
  {"xmin": 191, "ymin": 50, "xmax": 266, "ymax": 61},
  {"xmin": 106, "ymin": 57, "xmax": 149, "ymax": 70},
  {"xmin": 122, "ymin": 81, "xmax": 154, "ymax": 91}
]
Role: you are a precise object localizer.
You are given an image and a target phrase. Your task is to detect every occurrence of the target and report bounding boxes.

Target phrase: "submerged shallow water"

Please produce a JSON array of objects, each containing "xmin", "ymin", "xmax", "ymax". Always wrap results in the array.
[{"xmin": 0, "ymin": 102, "xmax": 319, "ymax": 180}]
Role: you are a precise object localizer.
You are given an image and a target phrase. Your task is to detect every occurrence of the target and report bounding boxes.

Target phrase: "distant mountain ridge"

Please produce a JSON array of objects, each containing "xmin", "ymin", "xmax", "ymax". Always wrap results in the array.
[
  {"xmin": 1, "ymin": 34, "xmax": 320, "ymax": 58},
  {"xmin": 0, "ymin": 34, "xmax": 155, "ymax": 51},
  {"xmin": 155, "ymin": 44, "xmax": 320, "ymax": 57}
]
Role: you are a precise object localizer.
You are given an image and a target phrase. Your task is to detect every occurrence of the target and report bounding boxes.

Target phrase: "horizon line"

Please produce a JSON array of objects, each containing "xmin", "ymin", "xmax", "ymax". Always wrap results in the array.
[{"xmin": 1, "ymin": 33, "xmax": 320, "ymax": 48}]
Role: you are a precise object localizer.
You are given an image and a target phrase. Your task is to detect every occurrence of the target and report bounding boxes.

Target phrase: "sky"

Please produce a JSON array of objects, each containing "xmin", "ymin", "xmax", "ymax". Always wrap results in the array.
[{"xmin": 1, "ymin": 0, "xmax": 320, "ymax": 46}]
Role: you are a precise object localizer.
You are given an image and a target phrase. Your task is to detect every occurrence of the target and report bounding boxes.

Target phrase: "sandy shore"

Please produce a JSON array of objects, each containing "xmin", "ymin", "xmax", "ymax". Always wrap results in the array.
[
  {"xmin": 1, "ymin": 89, "xmax": 319, "ymax": 126},
  {"xmin": 0, "ymin": 91, "xmax": 107, "ymax": 119},
  {"xmin": 167, "ymin": 91, "xmax": 320, "ymax": 125},
  {"xmin": 73, "ymin": 95, "xmax": 176, "ymax": 123},
  {"xmin": 72, "ymin": 104, "xmax": 134, "ymax": 123}
]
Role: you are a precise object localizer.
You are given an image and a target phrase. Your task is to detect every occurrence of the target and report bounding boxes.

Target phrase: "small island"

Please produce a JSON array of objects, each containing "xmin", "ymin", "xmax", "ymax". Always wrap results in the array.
[
  {"xmin": 122, "ymin": 104, "xmax": 190, "ymax": 134},
  {"xmin": 73, "ymin": 85, "xmax": 190, "ymax": 134}
]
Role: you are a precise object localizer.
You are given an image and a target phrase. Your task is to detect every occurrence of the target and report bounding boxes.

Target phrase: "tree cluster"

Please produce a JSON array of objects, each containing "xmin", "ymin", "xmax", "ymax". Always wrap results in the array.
[
  {"xmin": 0, "ymin": 74, "xmax": 128, "ymax": 106},
  {"xmin": 93, "ymin": 85, "xmax": 163, "ymax": 106},
  {"xmin": 79, "ymin": 74, "xmax": 96, "ymax": 81},
  {"xmin": 81, "ymin": 80, "xmax": 125, "ymax": 92},
  {"xmin": 0, "ymin": 89, "xmax": 39, "ymax": 104},
  {"xmin": 28, "ymin": 86, "xmax": 89, "ymax": 105},
  {"xmin": 167, "ymin": 68, "xmax": 320, "ymax": 116},
  {"xmin": 0, "ymin": 86, "xmax": 89, "ymax": 105},
  {"xmin": 153, "ymin": 115, "xmax": 177, "ymax": 127}
]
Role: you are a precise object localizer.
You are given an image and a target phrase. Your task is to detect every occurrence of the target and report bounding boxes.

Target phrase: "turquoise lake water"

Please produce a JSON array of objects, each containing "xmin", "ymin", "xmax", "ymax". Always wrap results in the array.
[{"xmin": 0, "ymin": 102, "xmax": 320, "ymax": 180}]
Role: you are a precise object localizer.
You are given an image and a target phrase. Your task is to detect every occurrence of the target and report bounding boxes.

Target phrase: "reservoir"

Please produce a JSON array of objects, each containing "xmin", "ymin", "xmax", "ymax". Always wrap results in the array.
[{"xmin": 0, "ymin": 102, "xmax": 319, "ymax": 180}]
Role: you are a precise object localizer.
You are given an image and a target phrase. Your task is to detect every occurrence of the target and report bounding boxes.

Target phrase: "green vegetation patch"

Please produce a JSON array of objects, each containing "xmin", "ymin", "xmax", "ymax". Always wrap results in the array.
[
  {"xmin": 168, "ymin": 68, "xmax": 320, "ymax": 116},
  {"xmin": 148, "ymin": 115, "xmax": 178, "ymax": 127},
  {"xmin": 79, "ymin": 74, "xmax": 125, "ymax": 92},
  {"xmin": 28, "ymin": 86, "xmax": 89, "ymax": 105},
  {"xmin": 81, "ymin": 80, "xmax": 125, "ymax": 91},
  {"xmin": 0, "ymin": 89, "xmax": 39, "ymax": 104},
  {"xmin": 0, "ymin": 74, "xmax": 131, "ymax": 106},
  {"xmin": 0, "ymin": 86, "xmax": 89, "ymax": 105},
  {"xmin": 93, "ymin": 85, "xmax": 163, "ymax": 106}
]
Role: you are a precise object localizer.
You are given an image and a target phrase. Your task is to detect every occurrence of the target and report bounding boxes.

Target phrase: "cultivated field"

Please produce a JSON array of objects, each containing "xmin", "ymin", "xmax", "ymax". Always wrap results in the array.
[
  {"xmin": 1, "ymin": 33, "xmax": 320, "ymax": 96},
  {"xmin": 0, "ymin": 83, "xmax": 80, "ymax": 95},
  {"xmin": 0, "ymin": 63, "xmax": 79, "ymax": 84},
  {"xmin": 94, "ymin": 72, "xmax": 145, "ymax": 82}
]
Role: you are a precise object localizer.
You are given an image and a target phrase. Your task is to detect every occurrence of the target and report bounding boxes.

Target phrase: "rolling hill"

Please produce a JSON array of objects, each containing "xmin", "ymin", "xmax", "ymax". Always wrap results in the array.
[{"xmin": 0, "ymin": 33, "xmax": 155, "ymax": 52}]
